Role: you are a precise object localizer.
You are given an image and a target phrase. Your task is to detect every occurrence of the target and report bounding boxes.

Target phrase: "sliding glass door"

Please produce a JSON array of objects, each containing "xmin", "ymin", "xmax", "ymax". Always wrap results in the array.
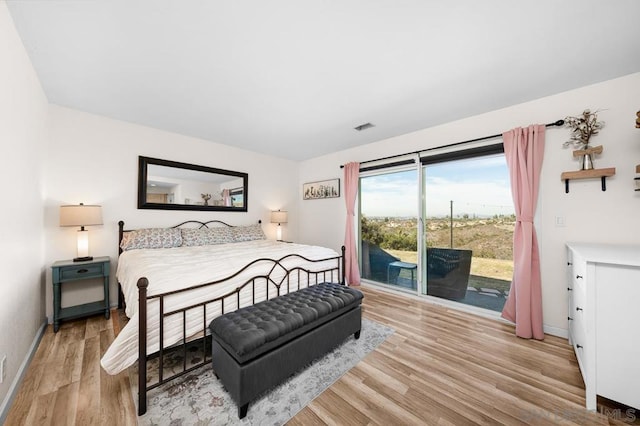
[
  {"xmin": 422, "ymin": 151, "xmax": 513, "ymax": 312},
  {"xmin": 359, "ymin": 167, "xmax": 418, "ymax": 291},
  {"xmin": 358, "ymin": 146, "xmax": 514, "ymax": 313}
]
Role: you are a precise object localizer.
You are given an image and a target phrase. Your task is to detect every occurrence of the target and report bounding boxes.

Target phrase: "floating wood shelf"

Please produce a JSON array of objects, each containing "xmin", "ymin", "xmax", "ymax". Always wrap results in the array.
[{"xmin": 561, "ymin": 167, "xmax": 616, "ymax": 193}]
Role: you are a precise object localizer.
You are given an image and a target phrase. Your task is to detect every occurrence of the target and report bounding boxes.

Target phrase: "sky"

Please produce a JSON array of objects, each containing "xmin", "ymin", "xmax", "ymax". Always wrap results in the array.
[{"xmin": 360, "ymin": 154, "xmax": 515, "ymax": 218}]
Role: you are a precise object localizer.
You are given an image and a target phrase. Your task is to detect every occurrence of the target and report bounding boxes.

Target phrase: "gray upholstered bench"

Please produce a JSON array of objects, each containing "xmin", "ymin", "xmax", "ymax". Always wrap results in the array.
[{"xmin": 208, "ymin": 282, "xmax": 363, "ymax": 419}]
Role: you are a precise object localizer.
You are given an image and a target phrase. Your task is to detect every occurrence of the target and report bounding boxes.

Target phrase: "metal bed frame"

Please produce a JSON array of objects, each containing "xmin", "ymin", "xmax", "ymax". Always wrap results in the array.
[{"xmin": 116, "ymin": 220, "xmax": 345, "ymax": 415}]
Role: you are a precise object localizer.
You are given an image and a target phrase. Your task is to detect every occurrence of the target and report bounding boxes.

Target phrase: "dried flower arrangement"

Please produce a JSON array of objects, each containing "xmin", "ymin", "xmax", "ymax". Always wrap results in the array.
[{"xmin": 563, "ymin": 109, "xmax": 604, "ymax": 149}]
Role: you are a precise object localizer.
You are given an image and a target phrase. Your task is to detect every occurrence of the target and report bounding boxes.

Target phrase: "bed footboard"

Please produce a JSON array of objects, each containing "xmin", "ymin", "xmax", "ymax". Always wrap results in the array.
[{"xmin": 135, "ymin": 246, "xmax": 346, "ymax": 416}]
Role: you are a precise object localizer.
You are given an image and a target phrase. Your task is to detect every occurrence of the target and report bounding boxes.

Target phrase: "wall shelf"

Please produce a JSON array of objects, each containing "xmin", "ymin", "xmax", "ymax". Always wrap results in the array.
[{"xmin": 561, "ymin": 167, "xmax": 616, "ymax": 193}]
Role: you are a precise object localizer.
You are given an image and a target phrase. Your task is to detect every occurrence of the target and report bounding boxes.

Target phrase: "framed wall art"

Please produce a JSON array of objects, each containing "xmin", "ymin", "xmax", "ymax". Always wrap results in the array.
[{"xmin": 303, "ymin": 178, "xmax": 340, "ymax": 200}]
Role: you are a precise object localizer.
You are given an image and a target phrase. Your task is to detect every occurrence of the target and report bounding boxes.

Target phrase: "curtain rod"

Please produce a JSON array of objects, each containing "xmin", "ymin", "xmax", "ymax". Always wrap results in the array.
[{"xmin": 339, "ymin": 119, "xmax": 565, "ymax": 168}]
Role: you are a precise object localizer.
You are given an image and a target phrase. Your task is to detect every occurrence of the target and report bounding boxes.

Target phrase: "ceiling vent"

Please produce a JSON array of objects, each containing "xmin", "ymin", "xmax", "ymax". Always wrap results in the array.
[{"xmin": 354, "ymin": 122, "xmax": 375, "ymax": 131}]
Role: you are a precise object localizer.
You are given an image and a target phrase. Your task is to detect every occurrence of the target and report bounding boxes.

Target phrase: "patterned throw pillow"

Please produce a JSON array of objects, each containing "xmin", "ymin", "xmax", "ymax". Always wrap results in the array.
[
  {"xmin": 232, "ymin": 224, "xmax": 266, "ymax": 242},
  {"xmin": 120, "ymin": 228, "xmax": 182, "ymax": 251},
  {"xmin": 180, "ymin": 227, "xmax": 235, "ymax": 247}
]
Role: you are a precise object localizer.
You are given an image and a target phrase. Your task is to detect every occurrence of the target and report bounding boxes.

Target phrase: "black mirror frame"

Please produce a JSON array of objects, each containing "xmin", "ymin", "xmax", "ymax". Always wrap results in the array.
[{"xmin": 137, "ymin": 156, "xmax": 248, "ymax": 212}]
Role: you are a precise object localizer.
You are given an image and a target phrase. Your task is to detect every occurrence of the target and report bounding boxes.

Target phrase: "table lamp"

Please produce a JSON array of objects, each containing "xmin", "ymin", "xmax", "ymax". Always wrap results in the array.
[
  {"xmin": 60, "ymin": 203, "xmax": 103, "ymax": 262},
  {"xmin": 270, "ymin": 210, "xmax": 288, "ymax": 241}
]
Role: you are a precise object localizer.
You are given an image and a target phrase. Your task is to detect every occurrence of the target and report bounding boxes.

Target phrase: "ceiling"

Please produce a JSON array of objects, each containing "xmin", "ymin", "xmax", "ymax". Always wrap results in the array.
[{"xmin": 7, "ymin": 1, "xmax": 640, "ymax": 161}]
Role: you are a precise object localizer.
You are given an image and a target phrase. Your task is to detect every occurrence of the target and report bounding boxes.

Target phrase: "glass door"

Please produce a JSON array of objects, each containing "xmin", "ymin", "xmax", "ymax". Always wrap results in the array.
[
  {"xmin": 422, "ymin": 152, "xmax": 514, "ymax": 312},
  {"xmin": 359, "ymin": 167, "xmax": 418, "ymax": 291}
]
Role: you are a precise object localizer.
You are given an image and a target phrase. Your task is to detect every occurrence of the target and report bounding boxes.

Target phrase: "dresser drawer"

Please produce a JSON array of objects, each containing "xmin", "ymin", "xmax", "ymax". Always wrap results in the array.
[
  {"xmin": 60, "ymin": 263, "xmax": 105, "ymax": 281},
  {"xmin": 570, "ymin": 255, "xmax": 586, "ymax": 286},
  {"xmin": 570, "ymin": 321, "xmax": 588, "ymax": 378},
  {"xmin": 572, "ymin": 279, "xmax": 586, "ymax": 323}
]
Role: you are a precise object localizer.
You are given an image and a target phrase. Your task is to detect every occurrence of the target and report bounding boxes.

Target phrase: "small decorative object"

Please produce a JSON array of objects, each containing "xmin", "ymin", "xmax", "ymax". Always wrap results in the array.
[
  {"xmin": 563, "ymin": 109, "xmax": 605, "ymax": 170},
  {"xmin": 303, "ymin": 178, "xmax": 340, "ymax": 200},
  {"xmin": 201, "ymin": 193, "xmax": 211, "ymax": 206},
  {"xmin": 636, "ymin": 110, "xmax": 640, "ymax": 128}
]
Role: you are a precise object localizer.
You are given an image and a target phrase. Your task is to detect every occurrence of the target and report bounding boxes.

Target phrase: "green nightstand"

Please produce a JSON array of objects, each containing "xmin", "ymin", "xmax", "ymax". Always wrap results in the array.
[{"xmin": 52, "ymin": 256, "xmax": 110, "ymax": 332}]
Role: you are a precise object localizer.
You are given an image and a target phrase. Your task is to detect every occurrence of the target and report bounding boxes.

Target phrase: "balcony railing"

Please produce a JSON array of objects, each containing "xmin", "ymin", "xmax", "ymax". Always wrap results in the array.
[{"xmin": 361, "ymin": 241, "xmax": 508, "ymax": 312}]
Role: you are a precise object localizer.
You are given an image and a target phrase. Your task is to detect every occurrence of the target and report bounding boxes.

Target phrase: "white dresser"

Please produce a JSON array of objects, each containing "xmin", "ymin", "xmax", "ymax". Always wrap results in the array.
[{"xmin": 566, "ymin": 242, "xmax": 640, "ymax": 411}]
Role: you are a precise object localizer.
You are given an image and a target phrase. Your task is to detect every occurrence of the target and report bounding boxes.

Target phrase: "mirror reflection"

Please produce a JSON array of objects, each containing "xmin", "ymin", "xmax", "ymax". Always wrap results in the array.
[{"xmin": 138, "ymin": 157, "xmax": 248, "ymax": 212}]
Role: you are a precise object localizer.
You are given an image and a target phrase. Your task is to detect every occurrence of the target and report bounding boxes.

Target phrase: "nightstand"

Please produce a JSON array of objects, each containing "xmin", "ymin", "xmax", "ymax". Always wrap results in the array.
[{"xmin": 52, "ymin": 256, "xmax": 110, "ymax": 332}]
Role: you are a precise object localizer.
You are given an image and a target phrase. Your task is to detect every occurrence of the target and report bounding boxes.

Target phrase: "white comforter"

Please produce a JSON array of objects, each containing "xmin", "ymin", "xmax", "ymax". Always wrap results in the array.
[{"xmin": 100, "ymin": 240, "xmax": 340, "ymax": 375}]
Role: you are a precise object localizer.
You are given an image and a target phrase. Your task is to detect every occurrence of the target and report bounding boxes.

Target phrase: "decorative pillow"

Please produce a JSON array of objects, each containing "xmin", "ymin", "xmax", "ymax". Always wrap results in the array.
[
  {"xmin": 120, "ymin": 228, "xmax": 182, "ymax": 251},
  {"xmin": 180, "ymin": 227, "xmax": 235, "ymax": 247},
  {"xmin": 232, "ymin": 224, "xmax": 266, "ymax": 242}
]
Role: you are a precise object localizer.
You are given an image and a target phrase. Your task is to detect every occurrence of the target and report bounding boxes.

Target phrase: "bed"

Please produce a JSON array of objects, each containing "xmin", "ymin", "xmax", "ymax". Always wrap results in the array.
[{"xmin": 100, "ymin": 220, "xmax": 345, "ymax": 415}]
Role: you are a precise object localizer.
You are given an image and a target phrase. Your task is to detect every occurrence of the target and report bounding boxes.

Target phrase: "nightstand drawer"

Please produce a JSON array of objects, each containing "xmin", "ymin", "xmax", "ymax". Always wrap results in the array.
[{"xmin": 60, "ymin": 263, "xmax": 104, "ymax": 280}]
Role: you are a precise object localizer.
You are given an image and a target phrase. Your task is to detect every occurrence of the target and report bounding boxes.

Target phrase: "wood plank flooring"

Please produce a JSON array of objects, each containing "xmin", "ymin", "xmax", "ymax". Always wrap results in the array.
[{"xmin": 5, "ymin": 285, "xmax": 636, "ymax": 425}]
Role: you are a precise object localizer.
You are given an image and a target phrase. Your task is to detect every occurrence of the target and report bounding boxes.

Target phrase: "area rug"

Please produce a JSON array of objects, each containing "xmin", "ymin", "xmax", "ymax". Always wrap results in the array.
[{"xmin": 130, "ymin": 318, "xmax": 394, "ymax": 425}]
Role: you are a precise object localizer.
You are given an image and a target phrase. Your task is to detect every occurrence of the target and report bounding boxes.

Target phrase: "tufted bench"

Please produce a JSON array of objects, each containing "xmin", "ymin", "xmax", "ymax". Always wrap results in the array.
[{"xmin": 209, "ymin": 282, "xmax": 363, "ymax": 419}]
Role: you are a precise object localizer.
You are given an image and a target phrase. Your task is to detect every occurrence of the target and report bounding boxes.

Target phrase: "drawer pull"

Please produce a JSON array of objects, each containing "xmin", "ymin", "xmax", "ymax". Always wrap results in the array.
[
  {"xmin": 77, "ymin": 269, "xmax": 89, "ymax": 274},
  {"xmin": 567, "ymin": 262, "xmax": 572, "ymax": 266},
  {"xmin": 576, "ymin": 307, "xmax": 583, "ymax": 312},
  {"xmin": 576, "ymin": 344, "xmax": 583, "ymax": 349},
  {"xmin": 568, "ymin": 316, "xmax": 573, "ymax": 321},
  {"xmin": 576, "ymin": 275, "xmax": 583, "ymax": 279},
  {"xmin": 567, "ymin": 287, "xmax": 572, "ymax": 291}
]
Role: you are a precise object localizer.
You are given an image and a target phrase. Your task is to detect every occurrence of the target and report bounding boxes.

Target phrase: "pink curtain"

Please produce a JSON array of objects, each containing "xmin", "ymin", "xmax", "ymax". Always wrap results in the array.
[
  {"xmin": 501, "ymin": 124, "xmax": 545, "ymax": 340},
  {"xmin": 222, "ymin": 189, "xmax": 231, "ymax": 206},
  {"xmin": 344, "ymin": 162, "xmax": 361, "ymax": 286}
]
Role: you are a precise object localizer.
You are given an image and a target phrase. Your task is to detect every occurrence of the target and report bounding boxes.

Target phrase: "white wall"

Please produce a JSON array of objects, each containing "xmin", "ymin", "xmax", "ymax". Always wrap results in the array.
[
  {"xmin": 43, "ymin": 106, "xmax": 299, "ymax": 319},
  {"xmin": 0, "ymin": 2, "xmax": 48, "ymax": 409},
  {"xmin": 298, "ymin": 72, "xmax": 640, "ymax": 334}
]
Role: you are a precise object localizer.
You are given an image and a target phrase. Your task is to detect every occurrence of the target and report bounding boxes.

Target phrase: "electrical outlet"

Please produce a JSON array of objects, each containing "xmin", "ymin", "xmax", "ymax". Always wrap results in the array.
[{"xmin": 0, "ymin": 355, "xmax": 6, "ymax": 384}]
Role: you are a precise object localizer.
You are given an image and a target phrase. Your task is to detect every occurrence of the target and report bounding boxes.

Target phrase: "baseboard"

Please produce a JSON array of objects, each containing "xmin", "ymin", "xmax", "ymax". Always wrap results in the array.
[
  {"xmin": 543, "ymin": 324, "xmax": 568, "ymax": 339},
  {"xmin": 0, "ymin": 319, "xmax": 47, "ymax": 424}
]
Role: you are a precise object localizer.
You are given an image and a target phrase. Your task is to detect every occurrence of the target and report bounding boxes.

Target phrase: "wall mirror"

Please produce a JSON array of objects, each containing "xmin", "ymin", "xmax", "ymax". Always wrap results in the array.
[{"xmin": 138, "ymin": 156, "xmax": 248, "ymax": 212}]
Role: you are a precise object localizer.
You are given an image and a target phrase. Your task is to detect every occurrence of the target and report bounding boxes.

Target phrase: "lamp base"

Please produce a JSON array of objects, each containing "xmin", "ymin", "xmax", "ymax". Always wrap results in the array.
[{"xmin": 73, "ymin": 256, "xmax": 94, "ymax": 262}]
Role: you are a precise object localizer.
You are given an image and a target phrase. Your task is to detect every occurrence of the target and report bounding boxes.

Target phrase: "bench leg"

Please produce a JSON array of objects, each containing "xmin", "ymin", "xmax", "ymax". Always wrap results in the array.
[
  {"xmin": 354, "ymin": 330, "xmax": 361, "ymax": 340},
  {"xmin": 239, "ymin": 403, "xmax": 249, "ymax": 419}
]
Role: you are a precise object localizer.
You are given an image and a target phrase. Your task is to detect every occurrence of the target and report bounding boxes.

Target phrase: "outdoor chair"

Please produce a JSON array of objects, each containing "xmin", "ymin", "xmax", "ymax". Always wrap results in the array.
[{"xmin": 426, "ymin": 248, "xmax": 472, "ymax": 300}]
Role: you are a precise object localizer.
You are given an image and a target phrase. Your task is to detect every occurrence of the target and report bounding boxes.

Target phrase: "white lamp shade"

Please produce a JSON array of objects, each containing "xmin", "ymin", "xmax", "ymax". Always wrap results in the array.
[
  {"xmin": 270, "ymin": 210, "xmax": 288, "ymax": 224},
  {"xmin": 60, "ymin": 204, "xmax": 103, "ymax": 227}
]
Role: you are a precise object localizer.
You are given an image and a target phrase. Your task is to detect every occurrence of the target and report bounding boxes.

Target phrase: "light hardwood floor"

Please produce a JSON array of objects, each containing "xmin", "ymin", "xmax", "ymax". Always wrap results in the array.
[{"xmin": 5, "ymin": 286, "xmax": 636, "ymax": 425}]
